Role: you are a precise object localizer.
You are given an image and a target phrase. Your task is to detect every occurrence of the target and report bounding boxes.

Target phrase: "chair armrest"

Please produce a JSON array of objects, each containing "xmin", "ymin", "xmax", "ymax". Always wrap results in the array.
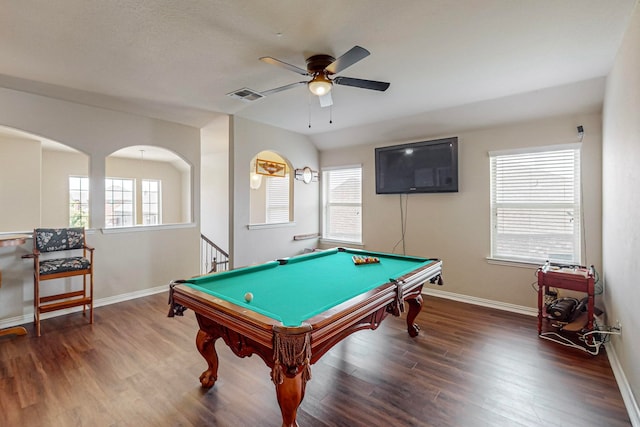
[{"xmin": 84, "ymin": 245, "xmax": 95, "ymax": 252}]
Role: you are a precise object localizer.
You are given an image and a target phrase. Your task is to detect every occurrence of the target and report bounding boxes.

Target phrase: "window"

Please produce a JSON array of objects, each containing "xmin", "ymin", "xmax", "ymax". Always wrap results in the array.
[
  {"xmin": 490, "ymin": 145, "xmax": 581, "ymax": 264},
  {"xmin": 249, "ymin": 153, "xmax": 293, "ymax": 226},
  {"xmin": 68, "ymin": 176, "xmax": 165, "ymax": 228},
  {"xmin": 142, "ymin": 179, "xmax": 161, "ymax": 225},
  {"xmin": 265, "ymin": 174, "xmax": 290, "ymax": 223},
  {"xmin": 322, "ymin": 166, "xmax": 362, "ymax": 243},
  {"xmin": 69, "ymin": 176, "xmax": 90, "ymax": 227},
  {"xmin": 107, "ymin": 145, "xmax": 190, "ymax": 225},
  {"xmin": 105, "ymin": 178, "xmax": 135, "ymax": 227}
]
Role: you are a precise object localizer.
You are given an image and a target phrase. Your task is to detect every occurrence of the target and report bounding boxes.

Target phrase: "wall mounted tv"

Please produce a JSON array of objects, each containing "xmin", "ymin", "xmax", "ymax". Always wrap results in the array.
[{"xmin": 375, "ymin": 137, "xmax": 458, "ymax": 194}]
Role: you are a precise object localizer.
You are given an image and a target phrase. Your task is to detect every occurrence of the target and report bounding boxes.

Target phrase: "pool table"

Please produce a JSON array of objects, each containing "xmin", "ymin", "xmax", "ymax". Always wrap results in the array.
[{"xmin": 168, "ymin": 247, "xmax": 443, "ymax": 427}]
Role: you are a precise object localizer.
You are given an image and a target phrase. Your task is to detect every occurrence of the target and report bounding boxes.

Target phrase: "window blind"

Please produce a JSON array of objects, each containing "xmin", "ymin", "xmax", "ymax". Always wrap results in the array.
[
  {"xmin": 265, "ymin": 175, "xmax": 290, "ymax": 223},
  {"xmin": 323, "ymin": 167, "xmax": 362, "ymax": 243},
  {"xmin": 490, "ymin": 146, "xmax": 581, "ymax": 264}
]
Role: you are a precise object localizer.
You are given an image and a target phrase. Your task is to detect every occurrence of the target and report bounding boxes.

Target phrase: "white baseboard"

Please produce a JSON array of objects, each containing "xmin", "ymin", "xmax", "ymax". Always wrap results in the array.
[
  {"xmin": 0, "ymin": 284, "xmax": 169, "ymax": 329},
  {"xmin": 605, "ymin": 343, "xmax": 640, "ymax": 427},
  {"xmin": 422, "ymin": 287, "xmax": 538, "ymax": 317}
]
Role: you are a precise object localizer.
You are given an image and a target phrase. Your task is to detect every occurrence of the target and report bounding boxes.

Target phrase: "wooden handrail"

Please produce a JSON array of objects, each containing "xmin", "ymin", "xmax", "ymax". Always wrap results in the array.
[
  {"xmin": 200, "ymin": 234, "xmax": 229, "ymax": 258},
  {"xmin": 200, "ymin": 234, "xmax": 229, "ymax": 274}
]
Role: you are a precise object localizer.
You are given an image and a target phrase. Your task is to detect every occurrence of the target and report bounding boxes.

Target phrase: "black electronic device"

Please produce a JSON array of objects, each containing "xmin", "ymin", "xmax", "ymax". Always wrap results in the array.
[
  {"xmin": 546, "ymin": 296, "xmax": 588, "ymax": 323},
  {"xmin": 375, "ymin": 137, "xmax": 459, "ymax": 194}
]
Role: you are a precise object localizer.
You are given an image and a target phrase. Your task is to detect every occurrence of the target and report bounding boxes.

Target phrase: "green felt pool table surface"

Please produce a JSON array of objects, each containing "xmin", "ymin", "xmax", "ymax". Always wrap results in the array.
[{"xmin": 182, "ymin": 247, "xmax": 437, "ymax": 326}]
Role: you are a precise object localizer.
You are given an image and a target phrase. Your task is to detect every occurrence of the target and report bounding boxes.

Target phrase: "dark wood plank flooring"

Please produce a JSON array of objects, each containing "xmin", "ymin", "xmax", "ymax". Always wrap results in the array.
[{"xmin": 0, "ymin": 293, "xmax": 631, "ymax": 426}]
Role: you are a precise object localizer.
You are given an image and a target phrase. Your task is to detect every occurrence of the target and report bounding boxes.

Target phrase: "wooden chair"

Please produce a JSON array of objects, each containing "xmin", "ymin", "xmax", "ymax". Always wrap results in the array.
[{"xmin": 23, "ymin": 228, "xmax": 94, "ymax": 336}]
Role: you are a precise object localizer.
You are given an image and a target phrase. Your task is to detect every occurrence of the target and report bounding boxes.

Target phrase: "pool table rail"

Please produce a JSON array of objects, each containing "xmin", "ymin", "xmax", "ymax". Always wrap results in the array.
[
  {"xmin": 169, "ymin": 279, "xmax": 402, "ymax": 364},
  {"xmin": 170, "ymin": 283, "xmax": 278, "ymax": 349},
  {"xmin": 307, "ymin": 285, "xmax": 397, "ymax": 363}
]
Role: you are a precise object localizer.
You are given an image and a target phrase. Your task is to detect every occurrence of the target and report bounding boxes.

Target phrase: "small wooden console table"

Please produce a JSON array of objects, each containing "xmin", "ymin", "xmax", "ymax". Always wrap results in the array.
[
  {"xmin": 537, "ymin": 266, "xmax": 595, "ymax": 335},
  {"xmin": 0, "ymin": 234, "xmax": 31, "ymax": 337}
]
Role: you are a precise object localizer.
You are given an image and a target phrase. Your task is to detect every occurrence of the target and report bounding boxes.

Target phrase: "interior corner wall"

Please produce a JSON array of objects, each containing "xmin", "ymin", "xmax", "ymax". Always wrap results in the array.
[
  {"xmin": 0, "ymin": 88, "xmax": 201, "ymax": 324},
  {"xmin": 320, "ymin": 112, "xmax": 603, "ymax": 309},
  {"xmin": 602, "ymin": 1, "xmax": 640, "ymax": 416},
  {"xmin": 201, "ymin": 115, "xmax": 230, "ymax": 252},
  {"xmin": 230, "ymin": 116, "xmax": 319, "ymax": 267}
]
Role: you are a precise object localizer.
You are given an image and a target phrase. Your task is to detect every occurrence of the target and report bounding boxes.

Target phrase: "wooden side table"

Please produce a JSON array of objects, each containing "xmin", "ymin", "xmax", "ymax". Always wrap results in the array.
[
  {"xmin": 537, "ymin": 266, "xmax": 595, "ymax": 335},
  {"xmin": 0, "ymin": 234, "xmax": 31, "ymax": 337}
]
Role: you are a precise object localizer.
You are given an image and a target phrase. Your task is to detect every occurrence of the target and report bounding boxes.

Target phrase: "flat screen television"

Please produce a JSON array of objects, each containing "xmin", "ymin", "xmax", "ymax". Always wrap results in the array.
[{"xmin": 375, "ymin": 137, "xmax": 458, "ymax": 194}]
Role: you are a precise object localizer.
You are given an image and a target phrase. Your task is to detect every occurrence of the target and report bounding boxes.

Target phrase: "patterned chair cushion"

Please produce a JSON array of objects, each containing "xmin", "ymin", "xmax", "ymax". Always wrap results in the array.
[
  {"xmin": 39, "ymin": 256, "xmax": 91, "ymax": 275},
  {"xmin": 35, "ymin": 228, "xmax": 85, "ymax": 252}
]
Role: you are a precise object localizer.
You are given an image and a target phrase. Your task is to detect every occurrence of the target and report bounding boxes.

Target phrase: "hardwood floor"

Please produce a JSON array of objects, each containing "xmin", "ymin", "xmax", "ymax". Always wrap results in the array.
[{"xmin": 0, "ymin": 293, "xmax": 631, "ymax": 426}]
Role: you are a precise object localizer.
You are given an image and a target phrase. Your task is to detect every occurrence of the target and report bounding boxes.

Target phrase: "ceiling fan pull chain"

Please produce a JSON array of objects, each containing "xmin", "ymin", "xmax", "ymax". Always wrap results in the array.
[
  {"xmin": 308, "ymin": 93, "xmax": 312, "ymax": 128},
  {"xmin": 329, "ymin": 105, "xmax": 333, "ymax": 124}
]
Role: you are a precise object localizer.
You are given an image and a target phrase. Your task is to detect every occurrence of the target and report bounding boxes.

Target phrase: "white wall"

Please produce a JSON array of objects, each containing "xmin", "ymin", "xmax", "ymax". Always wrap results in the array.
[
  {"xmin": 231, "ymin": 116, "xmax": 320, "ymax": 267},
  {"xmin": 321, "ymin": 112, "xmax": 603, "ymax": 309},
  {"xmin": 0, "ymin": 88, "xmax": 201, "ymax": 324},
  {"xmin": 602, "ymin": 2, "xmax": 640, "ymax": 418},
  {"xmin": 0, "ymin": 136, "xmax": 41, "ymax": 230},
  {"xmin": 201, "ymin": 116, "xmax": 230, "ymax": 252}
]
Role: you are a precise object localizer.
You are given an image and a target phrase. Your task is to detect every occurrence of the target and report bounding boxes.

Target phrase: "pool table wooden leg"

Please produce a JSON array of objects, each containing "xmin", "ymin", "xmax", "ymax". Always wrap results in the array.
[
  {"xmin": 274, "ymin": 370, "xmax": 305, "ymax": 427},
  {"xmin": 405, "ymin": 294, "xmax": 423, "ymax": 337},
  {"xmin": 196, "ymin": 329, "xmax": 219, "ymax": 388}
]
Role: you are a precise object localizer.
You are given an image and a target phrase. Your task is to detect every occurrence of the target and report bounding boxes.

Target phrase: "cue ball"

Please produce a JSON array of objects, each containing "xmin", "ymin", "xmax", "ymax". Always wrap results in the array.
[{"xmin": 244, "ymin": 292, "xmax": 253, "ymax": 302}]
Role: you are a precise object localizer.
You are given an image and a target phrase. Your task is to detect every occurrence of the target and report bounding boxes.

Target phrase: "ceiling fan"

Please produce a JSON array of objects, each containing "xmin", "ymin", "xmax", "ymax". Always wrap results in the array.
[{"xmin": 259, "ymin": 46, "xmax": 390, "ymax": 107}]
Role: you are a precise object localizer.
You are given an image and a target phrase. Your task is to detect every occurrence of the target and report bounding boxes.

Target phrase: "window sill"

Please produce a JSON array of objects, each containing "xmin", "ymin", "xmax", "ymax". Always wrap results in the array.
[
  {"xmin": 486, "ymin": 257, "xmax": 542, "ymax": 269},
  {"xmin": 247, "ymin": 222, "xmax": 296, "ymax": 230},
  {"xmin": 319, "ymin": 238, "xmax": 364, "ymax": 248},
  {"xmin": 100, "ymin": 223, "xmax": 196, "ymax": 234}
]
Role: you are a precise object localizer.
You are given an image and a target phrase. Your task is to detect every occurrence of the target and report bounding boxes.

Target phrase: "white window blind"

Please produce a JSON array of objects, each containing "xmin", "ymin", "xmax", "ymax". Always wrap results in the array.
[
  {"xmin": 265, "ymin": 175, "xmax": 290, "ymax": 223},
  {"xmin": 323, "ymin": 167, "xmax": 362, "ymax": 243},
  {"xmin": 490, "ymin": 146, "xmax": 581, "ymax": 264}
]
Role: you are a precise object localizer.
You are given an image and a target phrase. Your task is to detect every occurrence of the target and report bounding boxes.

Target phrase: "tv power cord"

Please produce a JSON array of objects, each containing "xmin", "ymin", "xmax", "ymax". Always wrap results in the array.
[{"xmin": 539, "ymin": 322, "xmax": 621, "ymax": 355}]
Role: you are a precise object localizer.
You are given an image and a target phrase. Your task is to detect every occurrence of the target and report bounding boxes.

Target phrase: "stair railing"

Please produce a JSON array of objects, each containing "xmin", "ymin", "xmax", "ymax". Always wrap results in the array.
[{"xmin": 200, "ymin": 233, "xmax": 229, "ymax": 274}]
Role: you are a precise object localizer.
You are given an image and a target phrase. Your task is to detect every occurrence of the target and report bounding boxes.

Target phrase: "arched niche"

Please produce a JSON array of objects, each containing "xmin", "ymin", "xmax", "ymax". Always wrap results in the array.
[
  {"xmin": 249, "ymin": 151, "xmax": 293, "ymax": 225},
  {"xmin": 106, "ymin": 145, "xmax": 191, "ymax": 228},
  {"xmin": 0, "ymin": 126, "xmax": 89, "ymax": 232}
]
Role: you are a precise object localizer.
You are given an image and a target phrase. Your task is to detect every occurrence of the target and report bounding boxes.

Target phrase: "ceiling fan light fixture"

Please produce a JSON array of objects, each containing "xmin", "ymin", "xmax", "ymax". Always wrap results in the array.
[{"xmin": 308, "ymin": 74, "xmax": 332, "ymax": 96}]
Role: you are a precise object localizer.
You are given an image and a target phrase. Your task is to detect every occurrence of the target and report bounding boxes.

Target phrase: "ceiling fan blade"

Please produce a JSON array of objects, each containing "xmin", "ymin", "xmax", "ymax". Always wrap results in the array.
[
  {"xmin": 318, "ymin": 92, "xmax": 333, "ymax": 108},
  {"xmin": 260, "ymin": 81, "xmax": 307, "ymax": 96},
  {"xmin": 325, "ymin": 46, "xmax": 370, "ymax": 74},
  {"xmin": 334, "ymin": 76, "xmax": 390, "ymax": 91},
  {"xmin": 260, "ymin": 56, "xmax": 309, "ymax": 76}
]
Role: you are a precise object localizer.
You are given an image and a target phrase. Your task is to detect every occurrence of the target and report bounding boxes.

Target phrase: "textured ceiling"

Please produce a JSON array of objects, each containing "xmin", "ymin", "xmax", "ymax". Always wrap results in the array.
[{"xmin": 1, "ymin": 1, "xmax": 637, "ymax": 149}]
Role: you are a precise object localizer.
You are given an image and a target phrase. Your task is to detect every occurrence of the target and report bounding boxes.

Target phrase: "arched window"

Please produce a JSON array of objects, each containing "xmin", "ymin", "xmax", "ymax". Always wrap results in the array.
[
  {"xmin": 105, "ymin": 145, "xmax": 191, "ymax": 228},
  {"xmin": 249, "ymin": 151, "xmax": 292, "ymax": 225}
]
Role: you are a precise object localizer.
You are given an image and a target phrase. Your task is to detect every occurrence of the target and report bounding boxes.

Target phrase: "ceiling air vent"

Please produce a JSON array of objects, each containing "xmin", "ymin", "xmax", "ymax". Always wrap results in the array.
[{"xmin": 227, "ymin": 87, "xmax": 264, "ymax": 102}]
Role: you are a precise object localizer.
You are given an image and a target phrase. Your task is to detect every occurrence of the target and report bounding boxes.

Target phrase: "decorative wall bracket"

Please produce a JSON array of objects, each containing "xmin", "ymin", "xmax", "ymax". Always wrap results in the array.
[{"xmin": 294, "ymin": 166, "xmax": 318, "ymax": 184}]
